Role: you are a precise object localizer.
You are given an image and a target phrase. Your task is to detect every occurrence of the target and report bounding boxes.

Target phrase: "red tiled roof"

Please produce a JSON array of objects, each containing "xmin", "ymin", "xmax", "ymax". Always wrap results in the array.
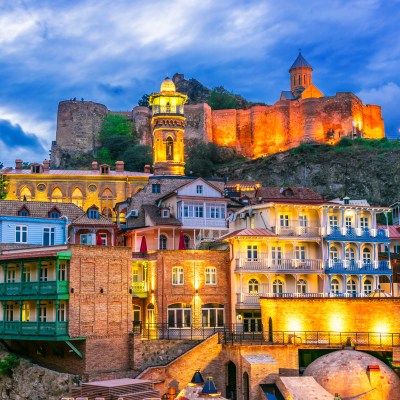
[
  {"xmin": 378, "ymin": 225, "xmax": 400, "ymax": 239},
  {"xmin": 220, "ymin": 228, "xmax": 276, "ymax": 240},
  {"xmin": 256, "ymin": 187, "xmax": 324, "ymax": 202},
  {"xmin": 1, "ymin": 169, "xmax": 150, "ymax": 177}
]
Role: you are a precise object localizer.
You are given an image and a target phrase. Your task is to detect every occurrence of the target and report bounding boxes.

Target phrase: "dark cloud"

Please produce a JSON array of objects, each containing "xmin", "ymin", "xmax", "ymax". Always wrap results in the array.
[
  {"xmin": 0, "ymin": 119, "xmax": 46, "ymax": 151},
  {"xmin": 98, "ymin": 83, "xmax": 126, "ymax": 96}
]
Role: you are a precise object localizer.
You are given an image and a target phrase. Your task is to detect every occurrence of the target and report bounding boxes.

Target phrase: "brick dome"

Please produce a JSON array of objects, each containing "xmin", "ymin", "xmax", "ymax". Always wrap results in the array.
[{"xmin": 304, "ymin": 350, "xmax": 400, "ymax": 399}]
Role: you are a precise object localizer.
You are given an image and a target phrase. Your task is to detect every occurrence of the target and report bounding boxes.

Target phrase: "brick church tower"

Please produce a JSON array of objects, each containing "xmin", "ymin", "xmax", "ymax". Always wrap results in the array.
[{"xmin": 149, "ymin": 78, "xmax": 188, "ymax": 175}]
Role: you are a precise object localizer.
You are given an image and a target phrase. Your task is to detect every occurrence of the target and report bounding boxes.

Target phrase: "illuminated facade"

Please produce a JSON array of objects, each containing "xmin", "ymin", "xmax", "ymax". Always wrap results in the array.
[{"xmin": 149, "ymin": 78, "xmax": 188, "ymax": 175}]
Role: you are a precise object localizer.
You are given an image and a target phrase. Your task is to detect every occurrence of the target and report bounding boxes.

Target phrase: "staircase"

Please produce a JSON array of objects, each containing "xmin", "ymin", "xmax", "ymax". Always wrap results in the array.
[{"xmin": 71, "ymin": 378, "xmax": 160, "ymax": 400}]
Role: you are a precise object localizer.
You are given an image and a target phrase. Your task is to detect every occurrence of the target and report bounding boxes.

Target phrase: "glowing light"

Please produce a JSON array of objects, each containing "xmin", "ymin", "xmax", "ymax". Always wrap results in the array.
[
  {"xmin": 287, "ymin": 319, "xmax": 302, "ymax": 332},
  {"xmin": 329, "ymin": 314, "xmax": 345, "ymax": 332},
  {"xmin": 374, "ymin": 323, "xmax": 390, "ymax": 334}
]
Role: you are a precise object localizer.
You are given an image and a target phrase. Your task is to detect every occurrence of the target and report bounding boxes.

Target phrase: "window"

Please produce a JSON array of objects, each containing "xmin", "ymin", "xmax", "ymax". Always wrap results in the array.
[
  {"xmin": 243, "ymin": 311, "xmax": 262, "ymax": 333},
  {"xmin": 161, "ymin": 209, "xmax": 170, "ymax": 218},
  {"xmin": 362, "ymin": 247, "xmax": 371, "ymax": 262},
  {"xmin": 71, "ymin": 187, "xmax": 83, "ymax": 208},
  {"xmin": 172, "ymin": 267, "xmax": 184, "ymax": 285},
  {"xmin": 196, "ymin": 185, "xmax": 203, "ymax": 194},
  {"xmin": 345, "ymin": 247, "xmax": 355, "ymax": 261},
  {"xmin": 22, "ymin": 266, "xmax": 31, "ymax": 282},
  {"xmin": 166, "ymin": 137, "xmax": 173, "ymax": 160},
  {"xmin": 6, "ymin": 304, "xmax": 14, "ymax": 321},
  {"xmin": 364, "ymin": 279, "xmax": 372, "ymax": 295},
  {"xmin": 6, "ymin": 267, "xmax": 16, "ymax": 283},
  {"xmin": 331, "ymin": 278, "xmax": 340, "ymax": 294},
  {"xmin": 347, "ymin": 279, "xmax": 356, "ymax": 295},
  {"xmin": 100, "ymin": 165, "xmax": 110, "ymax": 174},
  {"xmin": 147, "ymin": 304, "xmax": 155, "ymax": 324},
  {"xmin": 297, "ymin": 279, "xmax": 307, "ymax": 294},
  {"xmin": 15, "ymin": 225, "xmax": 28, "ymax": 243},
  {"xmin": 152, "ymin": 183, "xmax": 161, "ymax": 193},
  {"xmin": 295, "ymin": 246, "xmax": 305, "ymax": 260},
  {"xmin": 80, "ymin": 233, "xmax": 95, "ymax": 245},
  {"xmin": 360, "ymin": 217, "xmax": 369, "ymax": 229},
  {"xmin": 248, "ymin": 278, "xmax": 259, "ymax": 294},
  {"xmin": 133, "ymin": 305, "xmax": 141, "ymax": 323},
  {"xmin": 183, "ymin": 203, "xmax": 204, "ymax": 218},
  {"xmin": 51, "ymin": 187, "xmax": 63, "ymax": 203},
  {"xmin": 329, "ymin": 215, "xmax": 338, "ymax": 227},
  {"xmin": 271, "ymin": 247, "xmax": 282, "ymax": 264},
  {"xmin": 345, "ymin": 216, "xmax": 353, "ymax": 228},
  {"xmin": 19, "ymin": 209, "xmax": 29, "ymax": 217},
  {"xmin": 39, "ymin": 303, "xmax": 47, "ymax": 322},
  {"xmin": 272, "ymin": 279, "xmax": 283, "ymax": 294},
  {"xmin": 40, "ymin": 265, "xmax": 48, "ymax": 282},
  {"xmin": 205, "ymin": 267, "xmax": 216, "ymax": 285},
  {"xmin": 59, "ymin": 262, "xmax": 67, "ymax": 281},
  {"xmin": 99, "ymin": 233, "xmax": 107, "ymax": 246},
  {"xmin": 247, "ymin": 245, "xmax": 258, "ymax": 261},
  {"xmin": 20, "ymin": 187, "xmax": 32, "ymax": 201},
  {"xmin": 31, "ymin": 165, "xmax": 41, "ymax": 173},
  {"xmin": 329, "ymin": 246, "xmax": 338, "ymax": 261},
  {"xmin": 184, "ymin": 235, "xmax": 190, "ymax": 249},
  {"xmin": 88, "ymin": 209, "xmax": 99, "ymax": 219},
  {"xmin": 279, "ymin": 215, "xmax": 289, "ymax": 227},
  {"xmin": 43, "ymin": 227, "xmax": 55, "ymax": 246},
  {"xmin": 58, "ymin": 302, "xmax": 66, "ymax": 322},
  {"xmin": 22, "ymin": 303, "xmax": 30, "ymax": 322},
  {"xmin": 202, "ymin": 303, "xmax": 224, "ymax": 327},
  {"xmin": 168, "ymin": 303, "xmax": 191, "ymax": 328},
  {"xmin": 206, "ymin": 204, "xmax": 226, "ymax": 219},
  {"xmin": 159, "ymin": 234, "xmax": 167, "ymax": 250},
  {"xmin": 49, "ymin": 210, "xmax": 60, "ymax": 219},
  {"xmin": 299, "ymin": 215, "xmax": 307, "ymax": 227}
]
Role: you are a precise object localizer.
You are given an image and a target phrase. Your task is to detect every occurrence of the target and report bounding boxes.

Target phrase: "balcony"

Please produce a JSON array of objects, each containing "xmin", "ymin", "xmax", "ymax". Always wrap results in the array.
[
  {"xmin": 0, "ymin": 321, "xmax": 68, "ymax": 339},
  {"xmin": 235, "ymin": 255, "xmax": 323, "ymax": 273},
  {"xmin": 131, "ymin": 281, "xmax": 148, "ymax": 298},
  {"xmin": 0, "ymin": 281, "xmax": 69, "ymax": 297},
  {"xmin": 152, "ymin": 105, "xmax": 184, "ymax": 115},
  {"xmin": 325, "ymin": 226, "xmax": 390, "ymax": 242},
  {"xmin": 180, "ymin": 217, "xmax": 227, "ymax": 228},
  {"xmin": 236, "ymin": 292, "xmax": 326, "ymax": 306},
  {"xmin": 325, "ymin": 259, "xmax": 391, "ymax": 274},
  {"xmin": 272, "ymin": 225, "xmax": 321, "ymax": 238}
]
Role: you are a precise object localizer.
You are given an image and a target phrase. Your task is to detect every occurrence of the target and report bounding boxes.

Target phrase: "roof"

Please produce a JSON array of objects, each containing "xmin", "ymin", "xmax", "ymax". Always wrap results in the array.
[
  {"xmin": 220, "ymin": 228, "xmax": 276, "ymax": 241},
  {"xmin": 142, "ymin": 204, "xmax": 182, "ymax": 226},
  {"xmin": 256, "ymin": 187, "xmax": 324, "ymax": 202},
  {"xmin": 71, "ymin": 213, "xmax": 115, "ymax": 226},
  {"xmin": 0, "ymin": 168, "xmax": 150, "ymax": 177},
  {"xmin": 225, "ymin": 180, "xmax": 262, "ymax": 190},
  {"xmin": 330, "ymin": 198, "xmax": 370, "ymax": 206},
  {"xmin": 378, "ymin": 225, "xmax": 400, "ymax": 239},
  {"xmin": 0, "ymin": 200, "xmax": 84, "ymax": 220},
  {"xmin": 289, "ymin": 52, "xmax": 312, "ymax": 71},
  {"xmin": 280, "ymin": 91, "xmax": 296, "ymax": 100}
]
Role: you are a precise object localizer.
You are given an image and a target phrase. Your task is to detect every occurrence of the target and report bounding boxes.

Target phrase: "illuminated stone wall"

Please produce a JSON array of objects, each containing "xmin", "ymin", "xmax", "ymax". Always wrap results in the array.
[{"xmin": 260, "ymin": 298, "xmax": 400, "ymax": 333}]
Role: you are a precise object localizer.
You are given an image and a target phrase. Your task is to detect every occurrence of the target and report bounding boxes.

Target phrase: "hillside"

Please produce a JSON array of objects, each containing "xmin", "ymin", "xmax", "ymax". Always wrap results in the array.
[{"xmin": 214, "ymin": 139, "xmax": 400, "ymax": 207}]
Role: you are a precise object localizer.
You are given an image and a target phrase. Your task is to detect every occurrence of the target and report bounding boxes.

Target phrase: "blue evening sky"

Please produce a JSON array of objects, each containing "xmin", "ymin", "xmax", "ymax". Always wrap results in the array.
[{"xmin": 0, "ymin": 0, "xmax": 399, "ymax": 167}]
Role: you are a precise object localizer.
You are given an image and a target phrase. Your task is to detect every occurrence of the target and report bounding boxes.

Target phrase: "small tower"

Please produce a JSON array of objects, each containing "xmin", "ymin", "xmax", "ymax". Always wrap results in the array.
[
  {"xmin": 289, "ymin": 51, "xmax": 313, "ymax": 93},
  {"xmin": 149, "ymin": 77, "xmax": 188, "ymax": 175}
]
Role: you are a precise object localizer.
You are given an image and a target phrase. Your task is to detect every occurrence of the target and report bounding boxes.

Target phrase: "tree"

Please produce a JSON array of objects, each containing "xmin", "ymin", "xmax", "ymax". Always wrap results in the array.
[
  {"xmin": 122, "ymin": 144, "xmax": 152, "ymax": 171},
  {"xmin": 207, "ymin": 86, "xmax": 238, "ymax": 110},
  {"xmin": 138, "ymin": 94, "xmax": 150, "ymax": 108},
  {"xmin": 0, "ymin": 161, "xmax": 3, "ymax": 170},
  {"xmin": 99, "ymin": 114, "xmax": 135, "ymax": 142}
]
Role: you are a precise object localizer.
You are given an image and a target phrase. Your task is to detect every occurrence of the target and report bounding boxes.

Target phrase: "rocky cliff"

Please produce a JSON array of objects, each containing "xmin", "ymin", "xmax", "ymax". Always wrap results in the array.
[{"xmin": 215, "ymin": 140, "xmax": 400, "ymax": 207}]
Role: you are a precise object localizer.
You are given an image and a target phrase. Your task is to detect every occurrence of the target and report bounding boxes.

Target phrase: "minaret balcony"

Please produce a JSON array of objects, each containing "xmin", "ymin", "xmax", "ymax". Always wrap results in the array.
[{"xmin": 152, "ymin": 105, "xmax": 184, "ymax": 116}]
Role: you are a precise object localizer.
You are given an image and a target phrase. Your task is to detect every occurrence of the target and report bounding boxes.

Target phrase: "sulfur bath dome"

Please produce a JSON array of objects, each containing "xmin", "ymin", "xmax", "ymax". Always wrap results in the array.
[{"xmin": 304, "ymin": 350, "xmax": 400, "ymax": 400}]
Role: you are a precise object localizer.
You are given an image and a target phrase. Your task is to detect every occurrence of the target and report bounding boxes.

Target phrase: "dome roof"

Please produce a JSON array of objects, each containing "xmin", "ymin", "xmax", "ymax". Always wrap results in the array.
[
  {"xmin": 289, "ymin": 52, "xmax": 312, "ymax": 71},
  {"xmin": 160, "ymin": 77, "xmax": 176, "ymax": 92},
  {"xmin": 304, "ymin": 350, "xmax": 400, "ymax": 399}
]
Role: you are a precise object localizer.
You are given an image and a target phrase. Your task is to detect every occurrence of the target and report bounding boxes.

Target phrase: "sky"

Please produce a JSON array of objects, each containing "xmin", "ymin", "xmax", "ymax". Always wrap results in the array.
[{"xmin": 0, "ymin": 0, "xmax": 400, "ymax": 167}]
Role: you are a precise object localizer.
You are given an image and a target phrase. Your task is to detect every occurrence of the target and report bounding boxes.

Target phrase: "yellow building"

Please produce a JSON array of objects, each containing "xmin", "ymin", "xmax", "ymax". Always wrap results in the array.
[{"xmin": 1, "ymin": 160, "xmax": 150, "ymax": 221}]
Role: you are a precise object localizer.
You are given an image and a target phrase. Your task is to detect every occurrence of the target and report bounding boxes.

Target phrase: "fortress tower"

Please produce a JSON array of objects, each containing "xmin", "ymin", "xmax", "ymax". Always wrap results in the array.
[{"xmin": 149, "ymin": 77, "xmax": 188, "ymax": 175}]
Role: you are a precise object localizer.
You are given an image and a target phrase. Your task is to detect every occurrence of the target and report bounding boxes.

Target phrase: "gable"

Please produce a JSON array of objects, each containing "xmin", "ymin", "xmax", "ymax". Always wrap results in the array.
[
  {"xmin": 177, "ymin": 179, "xmax": 222, "ymax": 198},
  {"xmin": 300, "ymin": 84, "xmax": 323, "ymax": 99}
]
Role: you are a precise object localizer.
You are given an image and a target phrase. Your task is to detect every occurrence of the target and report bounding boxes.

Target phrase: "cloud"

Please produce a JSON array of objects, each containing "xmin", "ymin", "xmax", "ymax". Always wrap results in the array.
[{"xmin": 0, "ymin": 119, "xmax": 46, "ymax": 150}]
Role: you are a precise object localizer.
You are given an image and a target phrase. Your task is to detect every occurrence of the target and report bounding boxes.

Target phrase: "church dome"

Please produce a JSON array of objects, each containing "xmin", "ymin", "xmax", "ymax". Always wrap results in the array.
[
  {"xmin": 160, "ymin": 77, "xmax": 176, "ymax": 92},
  {"xmin": 304, "ymin": 350, "xmax": 400, "ymax": 399}
]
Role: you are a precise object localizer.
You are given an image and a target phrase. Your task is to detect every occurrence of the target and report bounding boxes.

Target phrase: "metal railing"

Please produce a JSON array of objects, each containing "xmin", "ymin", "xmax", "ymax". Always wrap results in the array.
[
  {"xmin": 325, "ymin": 226, "xmax": 389, "ymax": 241},
  {"xmin": 325, "ymin": 259, "xmax": 390, "ymax": 272},
  {"xmin": 235, "ymin": 256, "xmax": 323, "ymax": 272},
  {"xmin": 272, "ymin": 225, "xmax": 321, "ymax": 237}
]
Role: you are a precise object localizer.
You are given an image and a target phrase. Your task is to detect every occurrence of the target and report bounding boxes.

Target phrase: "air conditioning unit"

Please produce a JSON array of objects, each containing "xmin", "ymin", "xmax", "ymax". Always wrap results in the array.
[{"xmin": 239, "ymin": 212, "xmax": 246, "ymax": 219}]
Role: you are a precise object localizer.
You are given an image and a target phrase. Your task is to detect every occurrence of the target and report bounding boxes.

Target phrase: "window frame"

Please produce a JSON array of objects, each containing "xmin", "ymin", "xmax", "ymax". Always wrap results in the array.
[
  {"xmin": 43, "ymin": 227, "xmax": 55, "ymax": 246},
  {"xmin": 15, "ymin": 225, "xmax": 28, "ymax": 243},
  {"xmin": 172, "ymin": 266, "xmax": 184, "ymax": 285},
  {"xmin": 205, "ymin": 267, "xmax": 217, "ymax": 285}
]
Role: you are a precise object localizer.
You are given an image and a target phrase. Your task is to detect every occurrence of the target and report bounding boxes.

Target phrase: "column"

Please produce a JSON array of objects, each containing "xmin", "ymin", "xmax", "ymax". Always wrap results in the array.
[
  {"xmin": 356, "ymin": 243, "xmax": 361, "ymax": 269},
  {"xmin": 2, "ymin": 301, "xmax": 6, "ymax": 333},
  {"xmin": 36, "ymin": 300, "xmax": 40, "ymax": 334},
  {"xmin": 110, "ymin": 228, "xmax": 114, "ymax": 246},
  {"xmin": 355, "ymin": 210, "xmax": 360, "ymax": 230},
  {"xmin": 19, "ymin": 301, "xmax": 23, "ymax": 334},
  {"xmin": 341, "ymin": 209, "xmax": 345, "ymax": 230},
  {"xmin": 55, "ymin": 300, "xmax": 59, "ymax": 334},
  {"xmin": 38, "ymin": 260, "xmax": 42, "ymax": 294},
  {"xmin": 359, "ymin": 275, "xmax": 363, "ymax": 296}
]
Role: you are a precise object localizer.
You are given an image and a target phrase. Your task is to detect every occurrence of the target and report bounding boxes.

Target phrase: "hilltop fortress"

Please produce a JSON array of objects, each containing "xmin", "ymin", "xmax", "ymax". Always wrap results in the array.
[{"xmin": 51, "ymin": 52, "xmax": 385, "ymax": 168}]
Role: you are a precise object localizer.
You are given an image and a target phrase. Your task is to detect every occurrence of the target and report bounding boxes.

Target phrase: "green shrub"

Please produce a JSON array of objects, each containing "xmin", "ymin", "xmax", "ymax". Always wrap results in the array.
[
  {"xmin": 0, "ymin": 355, "xmax": 18, "ymax": 376},
  {"xmin": 337, "ymin": 137, "xmax": 353, "ymax": 147}
]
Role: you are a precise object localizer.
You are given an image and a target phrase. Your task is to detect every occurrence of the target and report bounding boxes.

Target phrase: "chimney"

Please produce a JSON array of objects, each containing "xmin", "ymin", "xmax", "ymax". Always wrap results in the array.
[
  {"xmin": 92, "ymin": 161, "xmax": 99, "ymax": 170},
  {"xmin": 115, "ymin": 161, "xmax": 125, "ymax": 172},
  {"xmin": 144, "ymin": 164, "xmax": 151, "ymax": 174},
  {"xmin": 43, "ymin": 159, "xmax": 50, "ymax": 171},
  {"xmin": 15, "ymin": 159, "xmax": 23, "ymax": 170}
]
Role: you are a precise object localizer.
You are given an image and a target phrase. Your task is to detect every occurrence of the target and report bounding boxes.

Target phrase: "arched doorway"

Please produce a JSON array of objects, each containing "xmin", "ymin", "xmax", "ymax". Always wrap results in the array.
[
  {"xmin": 243, "ymin": 372, "xmax": 249, "ymax": 400},
  {"xmin": 226, "ymin": 361, "xmax": 237, "ymax": 400}
]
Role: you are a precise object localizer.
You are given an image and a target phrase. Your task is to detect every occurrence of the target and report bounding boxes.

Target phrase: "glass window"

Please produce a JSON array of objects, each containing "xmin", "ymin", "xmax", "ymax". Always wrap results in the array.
[
  {"xmin": 132, "ymin": 267, "xmax": 139, "ymax": 283},
  {"xmin": 49, "ymin": 211, "xmax": 60, "ymax": 219},
  {"xmin": 59, "ymin": 262, "xmax": 67, "ymax": 281},
  {"xmin": 360, "ymin": 217, "xmax": 369, "ymax": 229},
  {"xmin": 22, "ymin": 303, "xmax": 30, "ymax": 322},
  {"xmin": 297, "ymin": 279, "xmax": 307, "ymax": 294},
  {"xmin": 6, "ymin": 304, "xmax": 14, "ymax": 321},
  {"xmin": 196, "ymin": 185, "xmax": 203, "ymax": 194},
  {"xmin": 247, "ymin": 245, "xmax": 258, "ymax": 261},
  {"xmin": 279, "ymin": 215, "xmax": 289, "ymax": 227},
  {"xmin": 162, "ymin": 209, "xmax": 169, "ymax": 218},
  {"xmin": 248, "ymin": 278, "xmax": 259, "ymax": 294},
  {"xmin": 362, "ymin": 247, "xmax": 371, "ymax": 262},
  {"xmin": 15, "ymin": 225, "xmax": 28, "ymax": 243},
  {"xmin": 347, "ymin": 279, "xmax": 356, "ymax": 294},
  {"xmin": 345, "ymin": 216, "xmax": 353, "ymax": 228},
  {"xmin": 331, "ymin": 278, "xmax": 340, "ymax": 294},
  {"xmin": 271, "ymin": 247, "xmax": 282, "ymax": 264},
  {"xmin": 58, "ymin": 302, "xmax": 66, "ymax": 322},
  {"xmin": 40, "ymin": 265, "xmax": 48, "ymax": 282},
  {"xmin": 168, "ymin": 303, "xmax": 191, "ymax": 328},
  {"xmin": 39, "ymin": 302, "xmax": 47, "ymax": 322},
  {"xmin": 43, "ymin": 227, "xmax": 55, "ymax": 246},
  {"xmin": 22, "ymin": 266, "xmax": 31, "ymax": 282},
  {"xmin": 19, "ymin": 210, "xmax": 29, "ymax": 216},
  {"xmin": 159, "ymin": 234, "xmax": 167, "ymax": 250},
  {"xmin": 329, "ymin": 215, "xmax": 338, "ymax": 227},
  {"xmin": 184, "ymin": 235, "xmax": 190, "ymax": 249},
  {"xmin": 364, "ymin": 279, "xmax": 372, "ymax": 295},
  {"xmin": 7, "ymin": 268, "xmax": 16, "ymax": 283},
  {"xmin": 152, "ymin": 184, "xmax": 161, "ymax": 193},
  {"xmin": 147, "ymin": 304, "xmax": 155, "ymax": 324},
  {"xmin": 299, "ymin": 215, "xmax": 307, "ymax": 227},
  {"xmin": 205, "ymin": 267, "xmax": 216, "ymax": 285},
  {"xmin": 80, "ymin": 233, "xmax": 94, "ymax": 245},
  {"xmin": 329, "ymin": 246, "xmax": 338, "ymax": 260},
  {"xmin": 133, "ymin": 305, "xmax": 141, "ymax": 322},
  {"xmin": 172, "ymin": 267, "xmax": 184, "ymax": 285},
  {"xmin": 206, "ymin": 204, "xmax": 226, "ymax": 219},
  {"xmin": 295, "ymin": 246, "xmax": 305, "ymax": 260},
  {"xmin": 345, "ymin": 247, "xmax": 355, "ymax": 260},
  {"xmin": 272, "ymin": 279, "xmax": 283, "ymax": 294},
  {"xmin": 88, "ymin": 209, "xmax": 99, "ymax": 219},
  {"xmin": 99, "ymin": 233, "xmax": 107, "ymax": 246},
  {"xmin": 202, "ymin": 303, "xmax": 224, "ymax": 327}
]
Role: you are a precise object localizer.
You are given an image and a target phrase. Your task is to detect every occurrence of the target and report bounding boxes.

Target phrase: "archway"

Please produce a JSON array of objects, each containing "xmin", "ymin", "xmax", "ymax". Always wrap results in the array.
[
  {"xmin": 226, "ymin": 361, "xmax": 237, "ymax": 400},
  {"xmin": 243, "ymin": 372, "xmax": 249, "ymax": 400}
]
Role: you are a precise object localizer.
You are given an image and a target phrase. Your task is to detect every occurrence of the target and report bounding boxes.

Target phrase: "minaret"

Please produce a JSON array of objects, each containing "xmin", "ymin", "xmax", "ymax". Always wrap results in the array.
[
  {"xmin": 289, "ymin": 51, "xmax": 313, "ymax": 93},
  {"xmin": 149, "ymin": 77, "xmax": 188, "ymax": 175}
]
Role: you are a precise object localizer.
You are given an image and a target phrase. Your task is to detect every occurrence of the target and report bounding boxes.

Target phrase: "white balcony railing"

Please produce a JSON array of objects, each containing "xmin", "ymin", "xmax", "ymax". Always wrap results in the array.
[
  {"xmin": 324, "ymin": 226, "xmax": 389, "ymax": 238},
  {"xmin": 235, "ymin": 255, "xmax": 323, "ymax": 272},
  {"xmin": 180, "ymin": 217, "xmax": 227, "ymax": 228},
  {"xmin": 237, "ymin": 292, "xmax": 327, "ymax": 305},
  {"xmin": 272, "ymin": 225, "xmax": 321, "ymax": 237}
]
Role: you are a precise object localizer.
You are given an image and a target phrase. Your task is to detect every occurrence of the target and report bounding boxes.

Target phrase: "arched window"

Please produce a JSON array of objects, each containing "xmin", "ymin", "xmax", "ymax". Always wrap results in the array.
[
  {"xmin": 166, "ymin": 101, "xmax": 171, "ymax": 113},
  {"xmin": 297, "ymin": 279, "xmax": 307, "ymax": 294},
  {"xmin": 330, "ymin": 246, "xmax": 338, "ymax": 260},
  {"xmin": 363, "ymin": 279, "xmax": 372, "ymax": 295},
  {"xmin": 168, "ymin": 303, "xmax": 191, "ymax": 328},
  {"xmin": 272, "ymin": 279, "xmax": 283, "ymax": 295},
  {"xmin": 201, "ymin": 303, "xmax": 224, "ymax": 327},
  {"xmin": 166, "ymin": 137, "xmax": 173, "ymax": 160},
  {"xmin": 101, "ymin": 188, "xmax": 113, "ymax": 214},
  {"xmin": 147, "ymin": 303, "xmax": 155, "ymax": 325},
  {"xmin": 362, "ymin": 247, "xmax": 371, "ymax": 262},
  {"xmin": 331, "ymin": 278, "xmax": 340, "ymax": 294},
  {"xmin": 159, "ymin": 234, "xmax": 167, "ymax": 250},
  {"xmin": 184, "ymin": 234, "xmax": 190, "ymax": 249},
  {"xmin": 51, "ymin": 187, "xmax": 63, "ymax": 203},
  {"xmin": 347, "ymin": 278, "xmax": 357, "ymax": 295},
  {"xmin": 248, "ymin": 278, "xmax": 259, "ymax": 294},
  {"xmin": 243, "ymin": 372, "xmax": 250, "ymax": 400},
  {"xmin": 71, "ymin": 187, "xmax": 83, "ymax": 208},
  {"xmin": 345, "ymin": 246, "xmax": 356, "ymax": 268},
  {"xmin": 20, "ymin": 187, "xmax": 32, "ymax": 201}
]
